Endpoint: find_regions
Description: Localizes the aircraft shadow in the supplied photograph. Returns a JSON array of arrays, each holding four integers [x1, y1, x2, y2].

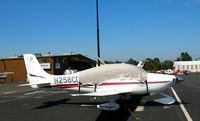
[[34, 98, 105, 109], [145, 100, 190, 107], [34, 98, 70, 109], [95, 95, 143, 121]]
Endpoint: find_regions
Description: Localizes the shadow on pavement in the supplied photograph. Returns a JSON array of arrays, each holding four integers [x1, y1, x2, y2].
[[34, 98, 70, 109], [145, 100, 190, 107], [95, 95, 143, 121]]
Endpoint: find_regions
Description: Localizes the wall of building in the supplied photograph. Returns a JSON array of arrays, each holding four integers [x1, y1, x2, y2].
[[0, 57, 54, 82], [0, 54, 96, 82], [0, 58, 25, 82], [173, 61, 200, 72]]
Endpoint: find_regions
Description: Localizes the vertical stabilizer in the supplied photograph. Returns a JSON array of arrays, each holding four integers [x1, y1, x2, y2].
[[23, 54, 51, 85], [137, 61, 145, 69]]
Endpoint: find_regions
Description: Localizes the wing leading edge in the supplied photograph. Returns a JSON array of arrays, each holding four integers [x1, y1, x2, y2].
[[71, 90, 130, 97]]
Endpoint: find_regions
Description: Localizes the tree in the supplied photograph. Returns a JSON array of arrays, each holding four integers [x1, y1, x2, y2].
[[153, 58, 161, 70], [115, 60, 122, 63], [104, 60, 115, 64], [126, 58, 138, 65], [145, 58, 156, 71], [144, 58, 162, 71], [175, 57, 181, 61], [34, 53, 42, 57], [161, 60, 174, 70], [181, 52, 192, 61], [176, 52, 192, 61], [18, 55, 23, 57]]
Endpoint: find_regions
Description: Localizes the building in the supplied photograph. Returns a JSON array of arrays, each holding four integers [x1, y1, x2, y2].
[[173, 61, 200, 72], [0, 54, 96, 82]]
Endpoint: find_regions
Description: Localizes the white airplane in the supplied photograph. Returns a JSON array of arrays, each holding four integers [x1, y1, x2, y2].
[[21, 54, 184, 111], [0, 72, 14, 80], [137, 60, 145, 69]]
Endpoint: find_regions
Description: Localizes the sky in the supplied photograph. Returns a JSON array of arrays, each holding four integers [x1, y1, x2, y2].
[[0, 0, 200, 62]]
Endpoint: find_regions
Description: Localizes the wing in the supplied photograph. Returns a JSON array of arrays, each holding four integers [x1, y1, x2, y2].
[[153, 93, 175, 105], [71, 90, 130, 97], [72, 78, 145, 97]]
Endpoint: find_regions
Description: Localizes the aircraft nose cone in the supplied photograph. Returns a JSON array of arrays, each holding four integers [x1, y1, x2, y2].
[[176, 76, 184, 83]]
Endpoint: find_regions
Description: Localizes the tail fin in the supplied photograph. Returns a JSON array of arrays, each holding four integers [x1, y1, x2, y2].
[[23, 54, 51, 88], [137, 61, 145, 69]]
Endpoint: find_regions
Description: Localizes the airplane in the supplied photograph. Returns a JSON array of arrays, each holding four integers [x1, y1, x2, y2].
[[0, 72, 14, 80], [137, 60, 145, 69], [20, 54, 184, 111], [157, 69, 189, 75]]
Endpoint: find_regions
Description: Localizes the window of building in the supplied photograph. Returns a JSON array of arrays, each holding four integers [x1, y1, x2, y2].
[[183, 65, 185, 70], [187, 65, 189, 69], [195, 65, 198, 69], [42, 58, 47, 63], [191, 65, 193, 70], [55, 58, 59, 63], [63, 58, 68, 64]]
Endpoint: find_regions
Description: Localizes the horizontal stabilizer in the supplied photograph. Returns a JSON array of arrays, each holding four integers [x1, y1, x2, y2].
[[19, 83, 51, 88], [0, 72, 14, 75], [18, 84, 32, 86], [153, 93, 175, 105]]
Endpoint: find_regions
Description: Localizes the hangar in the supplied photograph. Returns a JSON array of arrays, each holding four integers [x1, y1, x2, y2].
[[173, 61, 200, 72], [0, 54, 96, 82]]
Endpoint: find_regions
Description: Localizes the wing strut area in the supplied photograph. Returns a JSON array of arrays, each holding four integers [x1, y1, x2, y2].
[[78, 82, 82, 93], [94, 84, 97, 92], [145, 80, 149, 95]]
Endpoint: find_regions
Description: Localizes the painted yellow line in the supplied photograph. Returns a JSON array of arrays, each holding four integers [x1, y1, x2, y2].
[[171, 87, 193, 121]]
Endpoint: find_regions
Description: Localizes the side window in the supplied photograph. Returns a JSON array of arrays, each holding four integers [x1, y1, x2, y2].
[[55, 58, 59, 63], [42, 58, 47, 63]]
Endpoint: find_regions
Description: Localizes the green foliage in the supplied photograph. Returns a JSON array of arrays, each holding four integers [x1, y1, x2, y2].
[[18, 55, 23, 57], [104, 60, 122, 64], [176, 57, 181, 61], [145, 58, 160, 71], [144, 58, 173, 71], [102, 51, 192, 72], [161, 60, 174, 70], [115, 60, 122, 63], [104, 60, 115, 64], [176, 52, 192, 61], [34, 53, 42, 57], [126, 58, 138, 65]]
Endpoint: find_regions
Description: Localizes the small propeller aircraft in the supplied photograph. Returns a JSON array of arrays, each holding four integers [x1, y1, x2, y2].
[[0, 72, 14, 80], [137, 60, 145, 69], [21, 54, 184, 111]]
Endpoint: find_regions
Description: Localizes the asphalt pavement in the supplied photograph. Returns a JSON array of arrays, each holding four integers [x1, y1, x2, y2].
[[0, 73, 199, 121]]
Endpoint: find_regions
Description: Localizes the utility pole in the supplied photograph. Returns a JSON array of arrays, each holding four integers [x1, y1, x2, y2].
[[96, 0, 100, 66]]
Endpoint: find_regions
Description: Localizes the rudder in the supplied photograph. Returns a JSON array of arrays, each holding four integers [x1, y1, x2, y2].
[[23, 54, 51, 86]]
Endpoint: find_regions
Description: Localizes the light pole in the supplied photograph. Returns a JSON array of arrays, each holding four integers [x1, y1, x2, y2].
[[96, 0, 100, 66]]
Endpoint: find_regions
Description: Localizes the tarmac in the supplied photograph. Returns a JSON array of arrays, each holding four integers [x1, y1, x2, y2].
[[0, 73, 199, 121]]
